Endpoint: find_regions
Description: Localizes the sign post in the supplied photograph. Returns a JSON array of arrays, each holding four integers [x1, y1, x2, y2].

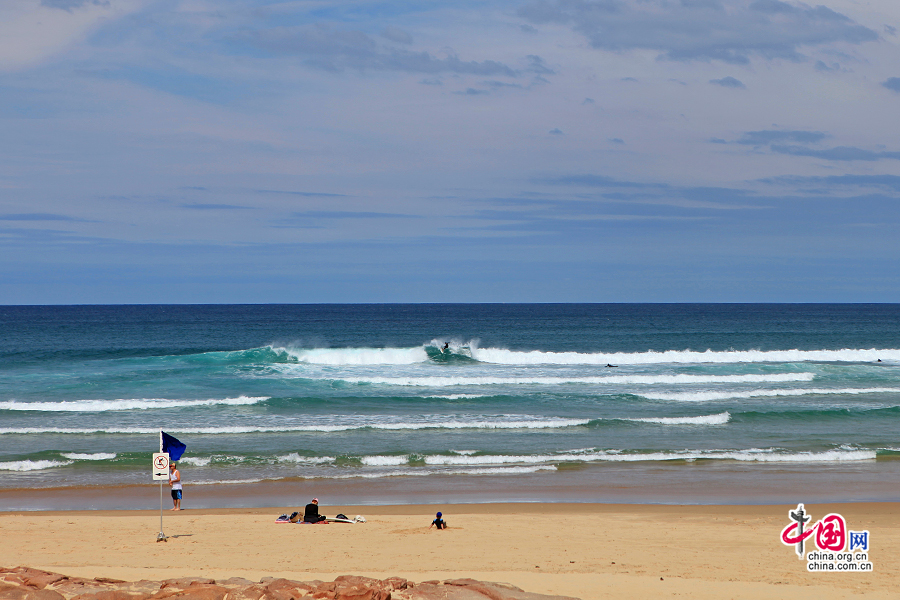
[[153, 452, 170, 542]]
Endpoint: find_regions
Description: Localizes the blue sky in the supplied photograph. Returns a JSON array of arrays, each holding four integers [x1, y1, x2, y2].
[[1, 0, 899, 303]]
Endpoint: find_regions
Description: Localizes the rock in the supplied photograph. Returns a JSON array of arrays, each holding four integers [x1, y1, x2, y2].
[[330, 577, 391, 600], [0, 568, 67, 590], [0, 585, 28, 600], [380, 580, 407, 592], [149, 585, 230, 600], [216, 580, 255, 589], [2, 590, 67, 600], [0, 569, 578, 600], [159, 580, 216, 591], [261, 578, 316, 600], [70, 591, 151, 600], [221, 585, 268, 600]]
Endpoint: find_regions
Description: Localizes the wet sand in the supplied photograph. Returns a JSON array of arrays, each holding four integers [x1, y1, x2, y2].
[[1, 502, 897, 600]]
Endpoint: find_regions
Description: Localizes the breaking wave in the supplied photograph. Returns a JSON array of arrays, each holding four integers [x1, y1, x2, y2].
[[641, 387, 900, 402], [268, 344, 898, 367], [328, 373, 815, 386], [0, 396, 268, 412], [0, 460, 73, 471]]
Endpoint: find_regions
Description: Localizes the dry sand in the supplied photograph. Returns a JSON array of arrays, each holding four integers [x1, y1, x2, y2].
[[1, 503, 897, 600]]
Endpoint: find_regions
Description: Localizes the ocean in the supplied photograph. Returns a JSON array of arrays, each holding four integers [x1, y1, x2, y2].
[[1, 304, 899, 510]]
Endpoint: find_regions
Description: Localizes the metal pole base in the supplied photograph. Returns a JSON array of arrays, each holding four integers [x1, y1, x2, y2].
[[157, 532, 168, 542]]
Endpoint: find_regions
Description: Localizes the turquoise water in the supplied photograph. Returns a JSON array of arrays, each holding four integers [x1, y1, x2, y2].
[[1, 304, 899, 508]]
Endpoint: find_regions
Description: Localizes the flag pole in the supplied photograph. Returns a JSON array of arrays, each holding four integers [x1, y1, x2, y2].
[[157, 429, 167, 542]]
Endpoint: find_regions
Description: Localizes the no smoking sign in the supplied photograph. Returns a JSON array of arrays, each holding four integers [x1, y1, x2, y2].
[[152, 453, 170, 480]]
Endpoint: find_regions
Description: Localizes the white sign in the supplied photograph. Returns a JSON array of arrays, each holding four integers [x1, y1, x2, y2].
[[152, 453, 170, 480]]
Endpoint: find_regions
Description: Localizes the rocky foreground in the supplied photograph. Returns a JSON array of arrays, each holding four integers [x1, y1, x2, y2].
[[0, 568, 580, 600]]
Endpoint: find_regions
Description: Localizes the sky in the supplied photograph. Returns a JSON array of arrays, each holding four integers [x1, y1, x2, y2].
[[1, 0, 899, 304]]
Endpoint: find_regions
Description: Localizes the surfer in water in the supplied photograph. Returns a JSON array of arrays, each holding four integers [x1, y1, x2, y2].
[[606, 364, 617, 368], [442, 342, 449, 353]]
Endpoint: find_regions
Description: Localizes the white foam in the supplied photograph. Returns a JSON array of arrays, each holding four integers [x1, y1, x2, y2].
[[327, 465, 557, 479], [0, 460, 73, 471], [276, 453, 336, 464], [414, 446, 876, 465], [334, 373, 815, 386], [60, 452, 116, 460], [472, 347, 900, 365], [0, 396, 268, 412], [361, 455, 410, 466], [179, 457, 212, 467], [643, 387, 900, 402], [0, 417, 590, 435], [623, 412, 731, 425], [368, 418, 591, 430], [425, 454, 549, 466], [280, 346, 428, 365]]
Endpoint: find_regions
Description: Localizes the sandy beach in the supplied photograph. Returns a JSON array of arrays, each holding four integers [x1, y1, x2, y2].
[[1, 502, 897, 600]]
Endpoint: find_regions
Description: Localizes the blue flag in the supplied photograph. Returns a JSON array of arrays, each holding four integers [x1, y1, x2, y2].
[[161, 431, 186, 461]]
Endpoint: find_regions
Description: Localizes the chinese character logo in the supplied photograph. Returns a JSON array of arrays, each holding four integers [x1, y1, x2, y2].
[[780, 504, 847, 558], [849, 531, 869, 551]]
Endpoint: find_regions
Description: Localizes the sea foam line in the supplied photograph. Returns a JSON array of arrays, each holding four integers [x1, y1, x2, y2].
[[642, 387, 900, 402], [619, 412, 731, 425], [0, 419, 588, 435], [0, 460, 74, 471], [0, 396, 268, 412], [60, 452, 117, 460], [327, 465, 558, 479], [331, 373, 815, 386], [471, 347, 900, 365], [0, 412, 735, 435], [270, 344, 899, 366], [364, 447, 875, 466], [181, 466, 559, 484]]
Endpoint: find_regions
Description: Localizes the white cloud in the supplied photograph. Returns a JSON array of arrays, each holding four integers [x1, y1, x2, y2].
[[0, 0, 142, 72]]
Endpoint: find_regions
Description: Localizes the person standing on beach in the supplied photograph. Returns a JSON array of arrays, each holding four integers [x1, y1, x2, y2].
[[168, 462, 182, 510]]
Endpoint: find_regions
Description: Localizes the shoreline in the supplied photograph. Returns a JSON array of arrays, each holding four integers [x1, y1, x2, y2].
[[3, 461, 900, 511], [2, 502, 896, 599]]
